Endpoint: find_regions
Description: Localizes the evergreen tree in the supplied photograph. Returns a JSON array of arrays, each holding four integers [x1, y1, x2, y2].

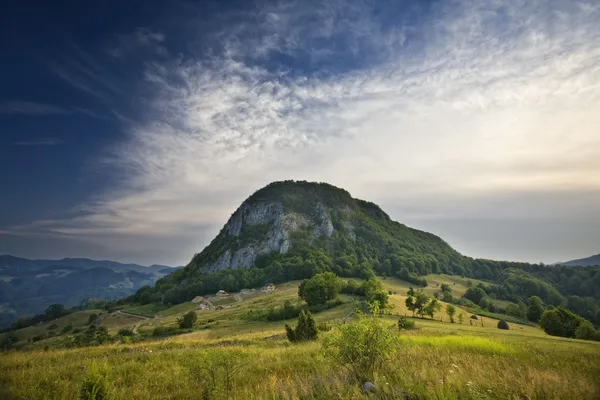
[[285, 310, 318, 342]]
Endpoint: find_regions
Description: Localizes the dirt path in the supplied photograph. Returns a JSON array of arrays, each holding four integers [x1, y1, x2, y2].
[[116, 310, 151, 320]]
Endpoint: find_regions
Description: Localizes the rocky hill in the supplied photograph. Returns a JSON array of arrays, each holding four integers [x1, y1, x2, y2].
[[182, 180, 464, 277]]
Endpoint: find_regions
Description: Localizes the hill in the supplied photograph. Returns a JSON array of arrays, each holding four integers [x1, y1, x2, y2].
[[133, 180, 600, 326], [0, 256, 179, 328], [562, 253, 600, 267]]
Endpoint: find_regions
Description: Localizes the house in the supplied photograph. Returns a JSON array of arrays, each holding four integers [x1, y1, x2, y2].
[[191, 296, 204, 304], [196, 303, 210, 310], [216, 290, 230, 297], [262, 283, 276, 292]]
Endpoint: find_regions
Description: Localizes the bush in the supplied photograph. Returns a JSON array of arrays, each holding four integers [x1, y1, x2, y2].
[[178, 311, 197, 329], [317, 322, 332, 332], [284, 310, 318, 342], [61, 323, 74, 334], [152, 326, 182, 337], [497, 320, 510, 330], [397, 317, 416, 330], [88, 314, 99, 325], [117, 328, 134, 337], [323, 304, 397, 382], [80, 371, 110, 400]]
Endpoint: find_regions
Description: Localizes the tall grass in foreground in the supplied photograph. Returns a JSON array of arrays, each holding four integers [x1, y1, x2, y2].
[[1, 331, 599, 399]]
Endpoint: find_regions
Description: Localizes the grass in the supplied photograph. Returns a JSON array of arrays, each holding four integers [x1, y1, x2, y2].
[[2, 277, 600, 399], [1, 323, 599, 399]]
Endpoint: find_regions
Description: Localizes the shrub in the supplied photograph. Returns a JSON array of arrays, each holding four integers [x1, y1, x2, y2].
[[47, 323, 59, 330], [497, 320, 510, 330], [117, 328, 134, 337], [80, 371, 110, 400], [284, 310, 318, 342], [88, 314, 99, 325], [61, 323, 74, 333], [446, 304, 456, 323], [178, 311, 197, 329], [152, 326, 181, 337], [317, 322, 332, 332], [397, 317, 416, 330], [323, 304, 397, 382]]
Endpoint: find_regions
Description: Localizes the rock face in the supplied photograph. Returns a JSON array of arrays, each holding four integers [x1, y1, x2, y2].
[[201, 199, 338, 273], [186, 180, 461, 277]]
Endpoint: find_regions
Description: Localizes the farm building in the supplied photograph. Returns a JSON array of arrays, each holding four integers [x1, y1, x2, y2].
[[262, 283, 276, 292], [196, 303, 210, 310], [216, 290, 230, 297]]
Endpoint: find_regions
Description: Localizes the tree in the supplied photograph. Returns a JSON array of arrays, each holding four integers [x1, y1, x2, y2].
[[575, 322, 600, 341], [414, 290, 430, 318], [178, 311, 197, 329], [405, 296, 416, 316], [446, 304, 456, 323], [285, 310, 318, 342], [44, 304, 67, 320], [527, 296, 544, 323], [464, 287, 486, 304], [298, 272, 343, 306], [458, 313, 464, 324], [424, 298, 441, 319], [440, 283, 452, 293], [539, 308, 584, 338], [88, 313, 99, 325]]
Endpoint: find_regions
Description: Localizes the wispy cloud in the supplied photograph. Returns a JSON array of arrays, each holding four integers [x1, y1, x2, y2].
[[14, 138, 63, 146], [0, 100, 71, 115], [11, 0, 600, 264]]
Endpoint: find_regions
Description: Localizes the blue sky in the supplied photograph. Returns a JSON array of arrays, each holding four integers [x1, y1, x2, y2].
[[1, 0, 599, 266]]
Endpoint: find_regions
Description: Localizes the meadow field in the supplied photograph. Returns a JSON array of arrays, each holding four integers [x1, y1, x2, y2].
[[1, 277, 599, 399]]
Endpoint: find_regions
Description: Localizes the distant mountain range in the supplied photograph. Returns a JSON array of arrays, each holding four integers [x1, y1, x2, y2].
[[561, 254, 600, 267], [0, 255, 182, 328]]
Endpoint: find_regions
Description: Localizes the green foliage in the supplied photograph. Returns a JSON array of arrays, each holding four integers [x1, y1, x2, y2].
[[397, 317, 416, 330], [464, 287, 486, 304], [323, 303, 397, 382], [539, 307, 585, 338], [88, 313, 99, 325], [298, 272, 342, 306], [0, 333, 18, 351], [80, 370, 110, 400], [446, 304, 456, 323], [152, 326, 184, 337], [575, 322, 600, 341], [497, 320, 510, 330], [179, 311, 197, 329], [117, 328, 134, 337], [284, 310, 318, 342], [527, 296, 544, 322]]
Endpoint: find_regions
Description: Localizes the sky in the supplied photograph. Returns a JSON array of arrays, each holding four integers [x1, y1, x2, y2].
[[1, 0, 599, 266]]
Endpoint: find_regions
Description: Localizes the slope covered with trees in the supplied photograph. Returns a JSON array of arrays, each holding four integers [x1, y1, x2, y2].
[[125, 180, 600, 326]]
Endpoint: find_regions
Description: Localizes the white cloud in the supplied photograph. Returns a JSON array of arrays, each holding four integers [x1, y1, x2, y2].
[[9, 0, 600, 264]]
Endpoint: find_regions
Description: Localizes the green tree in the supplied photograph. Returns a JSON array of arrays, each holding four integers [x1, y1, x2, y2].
[[539, 307, 584, 338], [424, 298, 441, 319], [414, 290, 430, 318], [527, 296, 544, 322], [285, 310, 318, 342], [298, 272, 343, 306], [440, 283, 452, 293], [44, 304, 67, 320], [464, 287, 486, 304], [458, 313, 464, 324], [446, 304, 456, 323], [178, 311, 197, 329], [88, 313, 99, 325], [575, 322, 600, 341], [405, 295, 416, 316]]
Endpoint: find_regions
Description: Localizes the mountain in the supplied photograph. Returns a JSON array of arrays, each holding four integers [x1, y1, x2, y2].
[[186, 180, 463, 275], [561, 254, 600, 267], [0, 256, 179, 328]]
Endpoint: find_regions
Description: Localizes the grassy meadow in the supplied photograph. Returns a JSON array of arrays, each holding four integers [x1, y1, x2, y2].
[[1, 277, 599, 399]]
